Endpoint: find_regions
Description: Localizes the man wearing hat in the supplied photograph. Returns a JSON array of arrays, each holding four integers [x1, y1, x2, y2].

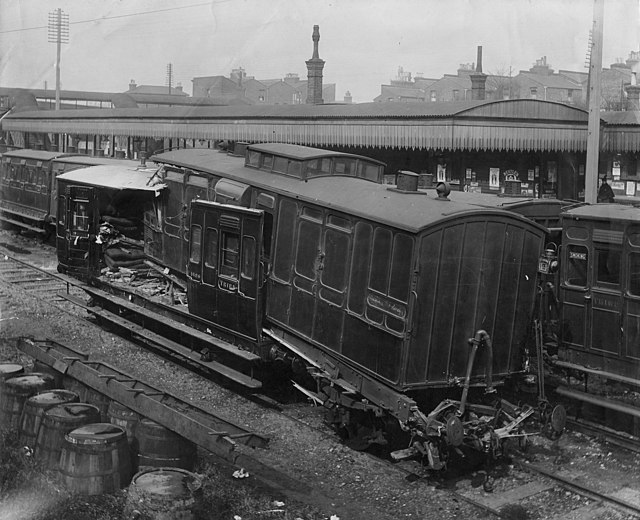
[[597, 175, 615, 203]]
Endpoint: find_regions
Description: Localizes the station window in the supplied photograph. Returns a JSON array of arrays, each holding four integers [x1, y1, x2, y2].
[[565, 245, 588, 287], [204, 227, 218, 269], [595, 245, 621, 286], [220, 231, 240, 279], [189, 225, 202, 264]]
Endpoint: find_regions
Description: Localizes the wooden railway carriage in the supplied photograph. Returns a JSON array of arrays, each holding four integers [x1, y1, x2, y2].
[[0, 149, 73, 233], [55, 143, 558, 467], [558, 204, 640, 382], [0, 149, 135, 234], [165, 145, 547, 392]]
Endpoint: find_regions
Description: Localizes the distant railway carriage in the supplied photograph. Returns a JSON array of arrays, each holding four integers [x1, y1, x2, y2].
[[558, 204, 640, 381], [0, 149, 135, 235]]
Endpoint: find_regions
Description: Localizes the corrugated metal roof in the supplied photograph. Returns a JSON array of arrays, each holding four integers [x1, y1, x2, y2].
[[56, 165, 166, 193]]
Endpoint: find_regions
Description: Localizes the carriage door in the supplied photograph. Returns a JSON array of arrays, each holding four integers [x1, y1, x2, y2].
[[56, 184, 99, 279], [187, 201, 264, 341], [624, 231, 640, 363], [589, 232, 623, 356]]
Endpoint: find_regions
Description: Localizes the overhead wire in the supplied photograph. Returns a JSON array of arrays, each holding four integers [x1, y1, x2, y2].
[[0, 1, 227, 34]]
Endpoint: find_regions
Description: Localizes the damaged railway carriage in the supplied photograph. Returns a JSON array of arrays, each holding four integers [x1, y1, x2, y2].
[[55, 143, 562, 469]]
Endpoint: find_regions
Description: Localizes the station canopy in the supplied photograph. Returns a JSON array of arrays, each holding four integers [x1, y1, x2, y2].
[[2, 99, 602, 153]]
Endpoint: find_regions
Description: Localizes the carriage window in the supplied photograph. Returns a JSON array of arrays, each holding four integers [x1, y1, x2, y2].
[[262, 154, 273, 170], [306, 158, 332, 177], [72, 202, 89, 232], [565, 245, 588, 287], [630, 253, 640, 297], [204, 227, 218, 268], [370, 228, 392, 293], [348, 222, 372, 315], [247, 150, 260, 168], [595, 245, 621, 286], [288, 161, 302, 177], [273, 199, 297, 282], [389, 234, 413, 302], [295, 219, 321, 280], [220, 231, 240, 279], [301, 206, 323, 222], [273, 157, 289, 175], [189, 225, 202, 263], [333, 158, 356, 176], [357, 162, 382, 182], [241, 236, 256, 280], [321, 228, 350, 291]]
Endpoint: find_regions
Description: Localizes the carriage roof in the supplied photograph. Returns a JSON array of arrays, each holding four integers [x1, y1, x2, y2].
[[153, 148, 545, 234], [563, 203, 640, 224], [1, 149, 73, 161]]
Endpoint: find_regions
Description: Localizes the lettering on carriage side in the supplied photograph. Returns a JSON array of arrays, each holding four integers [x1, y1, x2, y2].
[[593, 296, 620, 310], [366, 293, 407, 319], [218, 277, 238, 292], [569, 251, 587, 261]]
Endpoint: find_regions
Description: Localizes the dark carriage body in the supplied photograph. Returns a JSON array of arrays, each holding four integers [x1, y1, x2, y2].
[[155, 144, 547, 393], [559, 204, 640, 381], [0, 149, 74, 232], [0, 149, 134, 234]]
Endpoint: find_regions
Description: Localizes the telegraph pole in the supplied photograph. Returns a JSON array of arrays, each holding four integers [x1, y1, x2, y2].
[[166, 63, 173, 94], [585, 0, 604, 204], [48, 8, 69, 111]]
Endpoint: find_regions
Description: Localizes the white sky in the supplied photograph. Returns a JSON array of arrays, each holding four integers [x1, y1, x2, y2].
[[1, 0, 639, 103]]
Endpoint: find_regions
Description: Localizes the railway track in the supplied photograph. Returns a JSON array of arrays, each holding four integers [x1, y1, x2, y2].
[[0, 248, 86, 305], [4, 241, 640, 519]]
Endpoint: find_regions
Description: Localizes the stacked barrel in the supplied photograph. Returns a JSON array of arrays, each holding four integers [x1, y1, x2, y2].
[[0, 361, 202, 517]]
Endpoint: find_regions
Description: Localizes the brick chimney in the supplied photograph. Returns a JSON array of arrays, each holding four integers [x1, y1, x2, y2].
[[306, 25, 325, 104], [626, 73, 640, 110], [469, 46, 487, 100], [128, 79, 137, 91]]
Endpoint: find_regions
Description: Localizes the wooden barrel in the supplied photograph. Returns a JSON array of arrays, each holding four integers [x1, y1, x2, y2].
[[34, 403, 101, 469], [33, 361, 64, 387], [62, 376, 89, 401], [136, 419, 197, 471], [59, 423, 132, 495], [125, 468, 202, 520], [0, 363, 24, 382], [85, 388, 111, 421], [62, 379, 109, 420], [19, 390, 79, 449], [108, 400, 141, 472], [0, 373, 56, 431], [107, 400, 140, 443], [0, 364, 24, 414]]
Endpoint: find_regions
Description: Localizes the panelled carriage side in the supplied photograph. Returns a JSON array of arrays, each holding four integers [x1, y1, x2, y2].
[[150, 144, 553, 465]]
